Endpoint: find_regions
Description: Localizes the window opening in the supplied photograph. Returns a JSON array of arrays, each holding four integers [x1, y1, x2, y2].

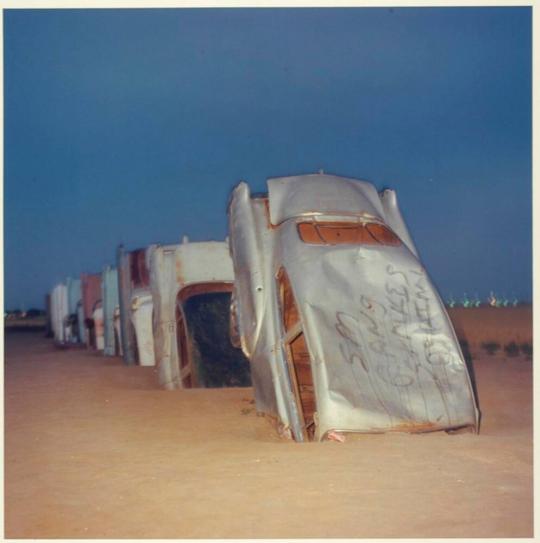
[[297, 221, 401, 246], [175, 284, 251, 388]]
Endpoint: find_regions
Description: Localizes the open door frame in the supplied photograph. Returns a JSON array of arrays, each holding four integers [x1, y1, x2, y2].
[[277, 268, 316, 441], [175, 282, 234, 389]]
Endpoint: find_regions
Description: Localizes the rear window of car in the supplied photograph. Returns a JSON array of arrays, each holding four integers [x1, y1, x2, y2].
[[297, 221, 401, 246]]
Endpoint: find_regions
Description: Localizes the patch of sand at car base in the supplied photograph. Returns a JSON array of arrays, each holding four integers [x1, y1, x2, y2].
[[447, 305, 532, 355], [4, 321, 532, 539]]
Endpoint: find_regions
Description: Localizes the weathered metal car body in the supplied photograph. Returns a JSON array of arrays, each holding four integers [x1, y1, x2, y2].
[[77, 300, 86, 344], [117, 246, 155, 366], [81, 273, 104, 350], [93, 304, 105, 350], [66, 277, 82, 343], [50, 279, 83, 345], [148, 239, 251, 390], [228, 173, 479, 442], [102, 266, 120, 356], [113, 306, 123, 356], [50, 283, 69, 344]]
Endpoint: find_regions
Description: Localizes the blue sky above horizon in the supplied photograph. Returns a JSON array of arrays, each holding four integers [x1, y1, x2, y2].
[[4, 7, 532, 309]]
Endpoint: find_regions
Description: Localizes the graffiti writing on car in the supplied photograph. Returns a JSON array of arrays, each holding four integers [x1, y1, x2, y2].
[[335, 265, 460, 423]]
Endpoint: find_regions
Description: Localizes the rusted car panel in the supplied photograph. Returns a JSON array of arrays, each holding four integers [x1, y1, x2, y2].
[[149, 239, 250, 390], [81, 273, 104, 350], [102, 266, 120, 356], [228, 173, 479, 442], [117, 246, 155, 366]]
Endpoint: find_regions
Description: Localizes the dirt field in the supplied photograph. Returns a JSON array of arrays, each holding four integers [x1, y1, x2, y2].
[[4, 307, 533, 538], [448, 305, 532, 355]]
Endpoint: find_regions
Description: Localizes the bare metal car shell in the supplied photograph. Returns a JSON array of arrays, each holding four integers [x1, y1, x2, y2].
[[81, 272, 104, 350], [50, 283, 69, 344], [117, 246, 155, 366], [228, 173, 479, 442], [102, 266, 120, 356], [148, 239, 236, 390], [50, 278, 82, 345]]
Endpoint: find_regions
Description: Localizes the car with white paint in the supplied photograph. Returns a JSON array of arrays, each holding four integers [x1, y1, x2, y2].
[[228, 172, 479, 442]]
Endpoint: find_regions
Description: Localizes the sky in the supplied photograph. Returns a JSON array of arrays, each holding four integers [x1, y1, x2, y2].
[[4, 7, 532, 310]]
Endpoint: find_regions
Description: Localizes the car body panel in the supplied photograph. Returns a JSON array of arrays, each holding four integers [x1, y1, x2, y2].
[[102, 266, 120, 356], [50, 284, 69, 344], [131, 287, 155, 366], [81, 273, 103, 350], [66, 277, 82, 319], [228, 173, 479, 441], [65, 277, 82, 343], [117, 246, 155, 366], [148, 240, 240, 389]]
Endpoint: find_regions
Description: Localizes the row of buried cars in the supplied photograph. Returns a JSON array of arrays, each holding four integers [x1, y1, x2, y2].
[[47, 173, 480, 442]]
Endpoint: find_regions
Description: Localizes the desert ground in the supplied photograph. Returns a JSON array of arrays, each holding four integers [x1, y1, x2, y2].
[[4, 306, 533, 538]]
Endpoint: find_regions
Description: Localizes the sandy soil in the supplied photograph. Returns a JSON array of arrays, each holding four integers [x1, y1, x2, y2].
[[448, 305, 532, 355], [4, 308, 533, 538]]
